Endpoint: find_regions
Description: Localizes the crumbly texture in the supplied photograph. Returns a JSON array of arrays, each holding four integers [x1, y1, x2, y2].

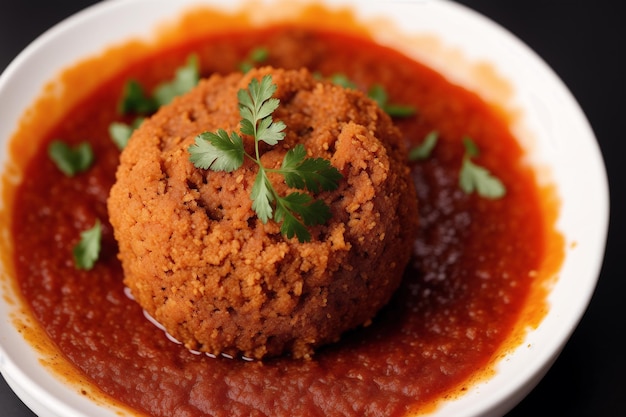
[[107, 67, 418, 359]]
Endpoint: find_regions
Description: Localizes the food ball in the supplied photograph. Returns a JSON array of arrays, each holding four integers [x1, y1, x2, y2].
[[107, 67, 418, 359]]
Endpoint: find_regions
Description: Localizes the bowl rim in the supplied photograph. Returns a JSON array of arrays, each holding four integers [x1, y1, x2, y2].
[[0, 1, 609, 416]]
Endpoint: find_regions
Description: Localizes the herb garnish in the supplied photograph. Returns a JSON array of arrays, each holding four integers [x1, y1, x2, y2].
[[188, 75, 343, 242], [109, 118, 144, 150], [324, 73, 416, 118], [73, 219, 102, 270], [459, 137, 506, 199], [118, 80, 157, 115], [329, 73, 357, 90], [239, 47, 269, 73], [409, 130, 439, 161], [367, 84, 417, 118], [153, 55, 200, 106], [48, 140, 94, 176], [111, 55, 200, 149]]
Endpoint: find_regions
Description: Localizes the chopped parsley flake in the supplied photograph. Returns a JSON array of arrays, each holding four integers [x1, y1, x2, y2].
[[459, 137, 506, 199], [73, 219, 102, 270], [409, 130, 439, 161], [48, 140, 94, 177], [367, 84, 416, 117], [109, 118, 144, 150], [112, 54, 200, 148], [239, 47, 269, 73]]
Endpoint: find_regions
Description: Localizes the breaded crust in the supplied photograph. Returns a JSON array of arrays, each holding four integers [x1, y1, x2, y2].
[[107, 67, 418, 359]]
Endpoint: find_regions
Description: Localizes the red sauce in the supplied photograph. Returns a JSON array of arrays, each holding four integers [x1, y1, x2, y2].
[[4, 8, 561, 417]]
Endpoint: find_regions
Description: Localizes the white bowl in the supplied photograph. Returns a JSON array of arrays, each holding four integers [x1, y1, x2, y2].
[[0, 0, 609, 416]]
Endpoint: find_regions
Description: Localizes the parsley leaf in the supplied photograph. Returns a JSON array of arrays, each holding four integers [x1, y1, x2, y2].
[[73, 219, 102, 270], [280, 144, 344, 193], [329, 73, 357, 89], [239, 47, 269, 73], [276, 204, 311, 242], [48, 140, 94, 176], [118, 80, 157, 115], [409, 130, 439, 161], [189, 130, 245, 172], [326, 74, 416, 117], [367, 84, 416, 117], [117, 54, 200, 116], [237, 78, 286, 146], [189, 74, 342, 242], [250, 170, 275, 224], [153, 54, 200, 106], [109, 118, 144, 150], [459, 137, 506, 199], [275, 192, 332, 242], [112, 55, 200, 151]]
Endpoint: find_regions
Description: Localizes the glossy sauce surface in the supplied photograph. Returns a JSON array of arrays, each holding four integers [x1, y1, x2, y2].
[[10, 25, 551, 417]]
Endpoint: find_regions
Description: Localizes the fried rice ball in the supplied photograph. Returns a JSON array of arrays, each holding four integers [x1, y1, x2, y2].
[[107, 67, 418, 359]]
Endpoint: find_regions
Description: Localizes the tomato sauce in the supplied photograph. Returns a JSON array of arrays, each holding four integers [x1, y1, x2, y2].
[[6, 19, 557, 417]]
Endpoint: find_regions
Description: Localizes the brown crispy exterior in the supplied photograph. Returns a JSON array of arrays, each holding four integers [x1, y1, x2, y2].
[[107, 67, 418, 359]]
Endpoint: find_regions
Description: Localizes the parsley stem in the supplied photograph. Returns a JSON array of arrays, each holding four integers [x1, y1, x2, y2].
[[254, 131, 262, 162]]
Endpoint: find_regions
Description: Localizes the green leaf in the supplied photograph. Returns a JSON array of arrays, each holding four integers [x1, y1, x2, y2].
[[462, 136, 480, 158], [280, 193, 332, 226], [256, 116, 286, 146], [239, 118, 255, 137], [249, 47, 269, 63], [250, 170, 274, 223], [329, 73, 357, 89], [73, 219, 102, 270], [382, 103, 417, 118], [257, 97, 280, 120], [276, 207, 310, 243], [331, 78, 416, 117], [109, 118, 144, 150], [275, 193, 333, 242], [236, 76, 276, 123], [367, 83, 416, 118], [280, 144, 342, 193], [238, 47, 269, 73], [237, 89, 255, 122], [109, 123, 133, 150], [409, 130, 439, 161], [118, 80, 157, 115], [48, 140, 94, 176], [459, 137, 506, 199], [277, 212, 310, 242], [239, 62, 254, 74], [117, 54, 199, 116], [367, 84, 387, 107], [153, 54, 200, 106], [274, 194, 312, 242], [236, 75, 285, 145], [188, 130, 245, 172]]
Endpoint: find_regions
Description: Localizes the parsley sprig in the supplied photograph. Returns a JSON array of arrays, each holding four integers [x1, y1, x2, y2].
[[459, 137, 506, 199], [188, 75, 343, 242]]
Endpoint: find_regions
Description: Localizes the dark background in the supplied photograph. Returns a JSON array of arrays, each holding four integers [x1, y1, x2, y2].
[[0, 1, 622, 416]]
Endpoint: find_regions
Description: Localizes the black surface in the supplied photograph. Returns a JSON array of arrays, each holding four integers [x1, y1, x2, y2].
[[0, 1, 622, 416]]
